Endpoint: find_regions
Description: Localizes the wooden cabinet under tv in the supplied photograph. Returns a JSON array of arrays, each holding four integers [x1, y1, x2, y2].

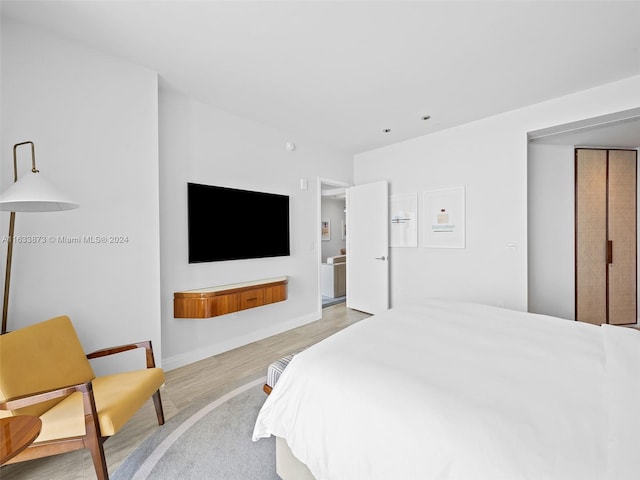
[[173, 276, 288, 318]]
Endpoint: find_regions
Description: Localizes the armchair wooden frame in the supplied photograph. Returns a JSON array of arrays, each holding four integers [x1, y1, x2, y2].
[[0, 340, 165, 480]]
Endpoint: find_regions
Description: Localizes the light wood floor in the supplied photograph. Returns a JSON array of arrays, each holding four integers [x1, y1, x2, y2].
[[1, 303, 369, 480]]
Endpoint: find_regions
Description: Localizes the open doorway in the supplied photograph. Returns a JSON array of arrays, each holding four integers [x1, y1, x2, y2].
[[318, 178, 350, 308], [527, 108, 640, 323]]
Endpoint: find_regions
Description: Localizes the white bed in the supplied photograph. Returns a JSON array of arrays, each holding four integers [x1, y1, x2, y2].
[[252, 299, 640, 480]]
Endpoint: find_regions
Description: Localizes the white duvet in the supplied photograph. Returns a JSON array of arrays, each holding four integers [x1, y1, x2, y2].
[[252, 299, 640, 480]]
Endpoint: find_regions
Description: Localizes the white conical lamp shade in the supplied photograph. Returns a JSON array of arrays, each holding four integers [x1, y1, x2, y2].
[[0, 171, 79, 212]]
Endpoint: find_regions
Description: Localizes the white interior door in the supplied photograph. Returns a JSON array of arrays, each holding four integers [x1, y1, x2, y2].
[[346, 180, 389, 314]]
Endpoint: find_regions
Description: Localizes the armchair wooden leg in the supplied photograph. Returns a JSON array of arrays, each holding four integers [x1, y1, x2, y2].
[[81, 386, 109, 480], [85, 435, 109, 480], [152, 389, 165, 425]]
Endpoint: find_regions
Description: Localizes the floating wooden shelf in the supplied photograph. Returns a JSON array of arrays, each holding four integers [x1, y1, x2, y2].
[[173, 276, 288, 318]]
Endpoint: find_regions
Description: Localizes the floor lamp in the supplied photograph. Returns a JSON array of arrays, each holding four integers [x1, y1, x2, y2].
[[0, 141, 79, 334]]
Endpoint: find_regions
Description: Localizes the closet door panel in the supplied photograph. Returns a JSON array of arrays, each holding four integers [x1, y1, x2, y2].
[[575, 149, 608, 324], [607, 150, 637, 325]]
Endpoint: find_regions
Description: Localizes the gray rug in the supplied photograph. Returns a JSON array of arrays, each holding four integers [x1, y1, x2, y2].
[[112, 378, 278, 480]]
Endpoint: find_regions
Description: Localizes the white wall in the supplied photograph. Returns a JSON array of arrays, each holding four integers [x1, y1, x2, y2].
[[0, 19, 162, 372], [354, 75, 640, 312], [527, 143, 575, 320], [0, 18, 353, 374], [5, 17, 639, 375], [321, 197, 346, 262], [159, 90, 352, 370], [355, 117, 528, 310]]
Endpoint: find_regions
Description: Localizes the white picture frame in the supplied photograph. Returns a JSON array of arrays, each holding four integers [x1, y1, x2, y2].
[[423, 186, 465, 248], [390, 193, 418, 247]]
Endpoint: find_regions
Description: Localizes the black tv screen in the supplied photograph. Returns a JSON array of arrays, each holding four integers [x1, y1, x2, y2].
[[187, 183, 290, 263]]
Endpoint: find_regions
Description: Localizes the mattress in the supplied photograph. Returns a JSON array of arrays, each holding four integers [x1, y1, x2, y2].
[[252, 299, 640, 480]]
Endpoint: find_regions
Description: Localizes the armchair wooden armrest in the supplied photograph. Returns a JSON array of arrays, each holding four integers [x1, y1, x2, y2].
[[0, 382, 92, 411], [87, 340, 158, 368]]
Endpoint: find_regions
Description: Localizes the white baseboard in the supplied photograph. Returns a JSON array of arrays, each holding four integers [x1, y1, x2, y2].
[[161, 310, 321, 371]]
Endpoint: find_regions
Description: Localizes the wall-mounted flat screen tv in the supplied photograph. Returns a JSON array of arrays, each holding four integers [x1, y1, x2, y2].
[[187, 182, 290, 263]]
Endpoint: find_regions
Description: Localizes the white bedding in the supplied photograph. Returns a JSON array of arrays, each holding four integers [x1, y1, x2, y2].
[[252, 299, 640, 480]]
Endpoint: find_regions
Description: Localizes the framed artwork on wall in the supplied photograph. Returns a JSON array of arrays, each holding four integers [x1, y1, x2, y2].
[[423, 186, 465, 248], [321, 219, 331, 241], [390, 193, 418, 247]]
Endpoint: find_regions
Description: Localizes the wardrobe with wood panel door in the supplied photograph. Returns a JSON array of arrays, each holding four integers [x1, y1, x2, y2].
[[575, 148, 638, 325]]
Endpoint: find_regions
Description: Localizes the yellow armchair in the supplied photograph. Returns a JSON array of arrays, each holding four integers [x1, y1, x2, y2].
[[0, 315, 165, 480]]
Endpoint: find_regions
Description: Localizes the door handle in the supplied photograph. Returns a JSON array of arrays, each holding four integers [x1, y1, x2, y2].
[[607, 240, 613, 265], [375, 256, 387, 261]]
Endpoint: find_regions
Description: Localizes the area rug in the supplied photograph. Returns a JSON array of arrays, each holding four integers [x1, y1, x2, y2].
[[112, 378, 279, 480]]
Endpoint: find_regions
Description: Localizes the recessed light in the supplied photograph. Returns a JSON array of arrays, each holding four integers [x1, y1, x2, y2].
[[383, 128, 391, 133], [421, 115, 431, 121]]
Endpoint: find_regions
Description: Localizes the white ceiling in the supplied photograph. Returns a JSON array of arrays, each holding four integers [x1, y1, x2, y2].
[[2, 1, 639, 154]]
